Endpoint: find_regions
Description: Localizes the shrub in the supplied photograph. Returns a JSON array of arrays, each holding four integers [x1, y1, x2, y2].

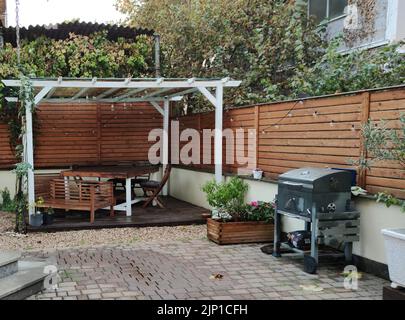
[[202, 176, 249, 221], [0, 188, 16, 213]]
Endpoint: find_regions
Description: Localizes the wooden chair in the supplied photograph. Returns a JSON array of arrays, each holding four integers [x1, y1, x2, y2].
[[37, 179, 115, 223], [139, 165, 172, 208]]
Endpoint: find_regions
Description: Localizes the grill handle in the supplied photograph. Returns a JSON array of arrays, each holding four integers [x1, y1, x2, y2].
[[282, 181, 303, 191]]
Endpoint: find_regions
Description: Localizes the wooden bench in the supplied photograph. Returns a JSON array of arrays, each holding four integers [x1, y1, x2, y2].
[[37, 179, 115, 223]]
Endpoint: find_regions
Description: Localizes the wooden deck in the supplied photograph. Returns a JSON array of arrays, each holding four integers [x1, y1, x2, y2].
[[28, 197, 208, 232]]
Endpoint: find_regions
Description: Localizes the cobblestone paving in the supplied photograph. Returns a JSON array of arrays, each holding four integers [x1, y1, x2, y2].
[[28, 239, 387, 300]]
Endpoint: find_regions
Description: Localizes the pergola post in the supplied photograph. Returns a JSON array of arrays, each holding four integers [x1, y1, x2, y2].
[[214, 84, 223, 183], [162, 98, 170, 196], [25, 98, 35, 224]]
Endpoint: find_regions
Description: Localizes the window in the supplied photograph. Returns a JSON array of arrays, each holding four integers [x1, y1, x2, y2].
[[308, 0, 347, 24]]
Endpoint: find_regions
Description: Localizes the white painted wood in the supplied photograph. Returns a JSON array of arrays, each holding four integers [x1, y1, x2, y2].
[[71, 88, 90, 100], [96, 87, 121, 100], [198, 87, 217, 106], [2, 79, 242, 89], [34, 86, 52, 105], [143, 88, 173, 99], [162, 99, 170, 196], [109, 197, 145, 212], [150, 101, 164, 116], [126, 178, 132, 217], [214, 84, 223, 183], [113, 88, 146, 102], [25, 98, 35, 224], [166, 88, 199, 99]]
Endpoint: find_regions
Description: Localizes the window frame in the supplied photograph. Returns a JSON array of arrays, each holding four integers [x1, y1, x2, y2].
[[307, 0, 348, 25]]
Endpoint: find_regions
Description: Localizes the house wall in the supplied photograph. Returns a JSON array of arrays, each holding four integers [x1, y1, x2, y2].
[[168, 166, 405, 265], [320, 0, 405, 51]]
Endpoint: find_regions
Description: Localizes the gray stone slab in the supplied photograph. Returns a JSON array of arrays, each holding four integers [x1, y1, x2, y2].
[[0, 267, 47, 300], [0, 251, 21, 279]]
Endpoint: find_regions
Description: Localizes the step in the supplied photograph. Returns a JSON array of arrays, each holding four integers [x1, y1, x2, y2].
[[0, 257, 55, 300], [0, 267, 48, 300], [0, 251, 21, 279]]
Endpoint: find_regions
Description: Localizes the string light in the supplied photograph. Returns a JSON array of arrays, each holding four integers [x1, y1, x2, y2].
[[313, 111, 318, 117], [351, 124, 356, 131], [330, 120, 335, 127]]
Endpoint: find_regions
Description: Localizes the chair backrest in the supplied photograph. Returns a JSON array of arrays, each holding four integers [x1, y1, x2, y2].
[[49, 179, 113, 203], [150, 165, 172, 196]]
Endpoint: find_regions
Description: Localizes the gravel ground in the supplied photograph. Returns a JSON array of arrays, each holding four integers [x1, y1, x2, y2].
[[0, 211, 207, 251]]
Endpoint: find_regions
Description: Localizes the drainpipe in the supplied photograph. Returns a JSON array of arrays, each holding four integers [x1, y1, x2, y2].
[[154, 33, 161, 78]]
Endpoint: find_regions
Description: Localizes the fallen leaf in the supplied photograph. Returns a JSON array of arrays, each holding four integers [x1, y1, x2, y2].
[[210, 273, 224, 280]]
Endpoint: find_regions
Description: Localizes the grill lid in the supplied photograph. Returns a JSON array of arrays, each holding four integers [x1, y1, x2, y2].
[[278, 167, 352, 192]]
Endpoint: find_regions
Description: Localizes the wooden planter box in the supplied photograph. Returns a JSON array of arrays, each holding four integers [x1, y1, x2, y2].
[[207, 218, 274, 245]]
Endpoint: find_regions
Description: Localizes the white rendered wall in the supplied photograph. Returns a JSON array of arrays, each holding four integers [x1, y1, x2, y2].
[[168, 167, 405, 265]]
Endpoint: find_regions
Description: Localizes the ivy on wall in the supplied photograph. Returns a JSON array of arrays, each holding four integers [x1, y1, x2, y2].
[[344, 0, 377, 47], [0, 31, 153, 157]]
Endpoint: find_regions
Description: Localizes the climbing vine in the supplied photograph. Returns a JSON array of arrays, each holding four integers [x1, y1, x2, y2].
[[343, 0, 377, 47], [0, 31, 153, 155]]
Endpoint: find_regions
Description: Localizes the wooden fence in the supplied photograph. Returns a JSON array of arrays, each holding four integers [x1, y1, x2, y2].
[[0, 102, 162, 168], [0, 86, 403, 198], [175, 86, 405, 199]]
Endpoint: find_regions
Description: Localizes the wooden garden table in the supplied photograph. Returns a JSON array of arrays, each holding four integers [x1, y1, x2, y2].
[[61, 165, 160, 216]]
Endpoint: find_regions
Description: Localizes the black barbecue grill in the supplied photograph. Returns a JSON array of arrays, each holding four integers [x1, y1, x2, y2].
[[273, 167, 360, 274]]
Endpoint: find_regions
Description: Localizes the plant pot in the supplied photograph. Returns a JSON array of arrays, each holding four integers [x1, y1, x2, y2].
[[382, 228, 405, 288], [207, 218, 274, 245], [201, 212, 211, 220], [30, 213, 43, 227], [43, 213, 54, 225], [252, 170, 263, 180]]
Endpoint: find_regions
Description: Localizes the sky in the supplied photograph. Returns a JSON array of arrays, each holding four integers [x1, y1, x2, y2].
[[6, 0, 127, 27]]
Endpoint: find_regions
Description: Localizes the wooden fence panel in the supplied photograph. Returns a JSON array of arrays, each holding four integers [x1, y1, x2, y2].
[[0, 86, 403, 199], [0, 123, 15, 168], [0, 102, 163, 169], [366, 90, 405, 199], [174, 87, 405, 198]]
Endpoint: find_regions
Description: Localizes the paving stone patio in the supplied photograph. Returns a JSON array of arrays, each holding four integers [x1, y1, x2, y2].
[[27, 239, 387, 300]]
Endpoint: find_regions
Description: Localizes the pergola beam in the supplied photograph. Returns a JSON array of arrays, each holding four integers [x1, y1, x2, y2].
[[149, 101, 164, 115], [113, 88, 146, 102], [2, 79, 241, 89], [72, 87, 90, 100], [34, 86, 53, 105]]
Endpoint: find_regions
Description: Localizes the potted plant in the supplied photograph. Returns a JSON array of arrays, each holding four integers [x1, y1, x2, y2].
[[382, 229, 405, 289], [30, 197, 45, 227], [203, 177, 274, 245], [252, 168, 263, 180], [42, 207, 55, 225]]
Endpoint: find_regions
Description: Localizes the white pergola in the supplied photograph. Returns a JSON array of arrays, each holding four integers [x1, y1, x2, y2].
[[2, 77, 241, 223]]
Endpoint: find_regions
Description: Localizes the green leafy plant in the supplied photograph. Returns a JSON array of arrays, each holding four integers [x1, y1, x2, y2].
[[290, 38, 405, 98], [202, 176, 249, 221], [356, 114, 405, 212], [247, 201, 275, 223], [376, 192, 405, 213], [0, 188, 17, 212]]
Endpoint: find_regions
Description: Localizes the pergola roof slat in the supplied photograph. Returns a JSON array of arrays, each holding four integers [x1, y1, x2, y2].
[[2, 77, 241, 104]]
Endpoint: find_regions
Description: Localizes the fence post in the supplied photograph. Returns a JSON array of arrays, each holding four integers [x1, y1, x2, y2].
[[254, 105, 260, 171], [96, 104, 101, 164], [358, 92, 371, 188]]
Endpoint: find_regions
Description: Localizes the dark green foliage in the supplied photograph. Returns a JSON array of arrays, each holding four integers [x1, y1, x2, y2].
[[0, 188, 17, 212]]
